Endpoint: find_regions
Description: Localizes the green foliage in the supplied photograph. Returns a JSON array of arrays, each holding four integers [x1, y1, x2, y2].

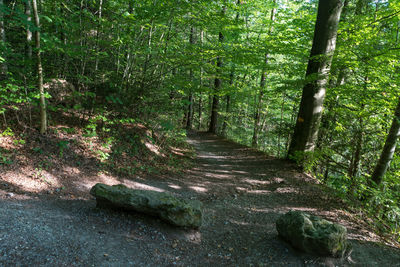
[[13, 139, 25, 145], [0, 127, 14, 137], [57, 140, 69, 158], [59, 127, 76, 134], [0, 148, 12, 165], [289, 149, 324, 173]]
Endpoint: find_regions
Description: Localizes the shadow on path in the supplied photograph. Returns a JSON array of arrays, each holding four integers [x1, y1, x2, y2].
[[0, 131, 400, 266]]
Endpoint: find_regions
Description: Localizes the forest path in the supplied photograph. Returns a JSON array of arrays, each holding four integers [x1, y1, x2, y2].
[[0, 132, 400, 266]]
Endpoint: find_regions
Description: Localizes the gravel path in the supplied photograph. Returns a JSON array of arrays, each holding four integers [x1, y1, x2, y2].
[[1, 132, 400, 266]]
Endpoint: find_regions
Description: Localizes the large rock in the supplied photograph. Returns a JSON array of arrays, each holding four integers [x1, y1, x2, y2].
[[276, 210, 348, 257], [90, 183, 202, 228]]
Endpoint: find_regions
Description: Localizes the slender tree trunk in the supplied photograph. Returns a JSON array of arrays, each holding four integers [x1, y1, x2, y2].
[[186, 27, 195, 129], [0, 0, 7, 76], [59, 3, 68, 76], [208, 7, 226, 134], [288, 0, 343, 163], [186, 94, 193, 129], [252, 54, 267, 147], [25, 0, 33, 59], [221, 66, 235, 136], [208, 86, 220, 134], [348, 116, 364, 178], [221, 0, 241, 136], [371, 97, 400, 185], [24, 0, 33, 126], [252, 3, 276, 147], [32, 0, 47, 134], [197, 30, 204, 130], [95, 0, 103, 72], [140, 23, 154, 97], [277, 94, 285, 157], [221, 95, 230, 136], [198, 93, 202, 130]]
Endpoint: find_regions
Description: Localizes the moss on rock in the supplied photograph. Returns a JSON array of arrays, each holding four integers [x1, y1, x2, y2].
[[276, 210, 349, 257], [90, 183, 202, 228]]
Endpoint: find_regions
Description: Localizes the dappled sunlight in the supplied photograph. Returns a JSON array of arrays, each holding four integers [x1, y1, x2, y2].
[[63, 166, 81, 175], [280, 207, 318, 213], [144, 141, 164, 157], [229, 219, 251, 226], [1, 168, 61, 193], [244, 178, 271, 185], [271, 177, 285, 183], [274, 187, 299, 194], [235, 186, 247, 192], [203, 172, 232, 179], [188, 186, 207, 193], [122, 180, 165, 192], [168, 184, 182, 190], [183, 230, 202, 244], [197, 154, 226, 160], [246, 189, 272, 194], [78, 173, 121, 189], [244, 207, 275, 214]]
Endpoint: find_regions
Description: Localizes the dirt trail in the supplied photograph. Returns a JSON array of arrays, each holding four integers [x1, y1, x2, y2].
[[1, 132, 400, 266]]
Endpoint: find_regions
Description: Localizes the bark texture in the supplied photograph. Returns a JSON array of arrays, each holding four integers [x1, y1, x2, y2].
[[0, 0, 7, 76], [288, 0, 343, 161], [186, 27, 195, 130], [208, 8, 225, 134], [32, 0, 47, 134], [208, 33, 224, 133], [371, 98, 400, 185]]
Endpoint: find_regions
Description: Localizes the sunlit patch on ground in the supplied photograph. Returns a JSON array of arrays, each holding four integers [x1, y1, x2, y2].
[[244, 178, 271, 185], [145, 141, 163, 156], [125, 180, 165, 192], [188, 186, 207, 193], [168, 184, 182, 190], [274, 187, 299, 194], [1, 168, 61, 193], [246, 189, 272, 194]]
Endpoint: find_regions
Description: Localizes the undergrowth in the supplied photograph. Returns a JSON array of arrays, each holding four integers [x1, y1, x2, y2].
[[316, 172, 400, 244]]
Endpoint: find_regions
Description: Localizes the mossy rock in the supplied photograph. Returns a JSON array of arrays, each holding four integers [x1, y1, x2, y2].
[[276, 210, 349, 257], [90, 183, 202, 228]]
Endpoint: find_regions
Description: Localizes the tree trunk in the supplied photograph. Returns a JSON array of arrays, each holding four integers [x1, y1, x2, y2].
[[252, 2, 276, 147], [95, 0, 103, 72], [277, 94, 285, 157], [348, 116, 364, 178], [208, 7, 226, 134], [198, 30, 204, 130], [222, 65, 235, 137], [32, 0, 47, 134], [25, 0, 33, 59], [186, 27, 195, 130], [288, 0, 343, 163], [371, 97, 400, 185], [186, 94, 193, 129], [252, 54, 267, 147], [221, 95, 230, 136], [221, 0, 241, 137], [198, 93, 202, 130], [0, 0, 7, 76]]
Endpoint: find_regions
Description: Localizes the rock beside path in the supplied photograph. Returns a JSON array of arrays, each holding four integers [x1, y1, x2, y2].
[[90, 183, 202, 228], [276, 210, 348, 257]]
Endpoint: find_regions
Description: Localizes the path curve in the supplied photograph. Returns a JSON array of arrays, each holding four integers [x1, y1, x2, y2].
[[0, 132, 399, 266]]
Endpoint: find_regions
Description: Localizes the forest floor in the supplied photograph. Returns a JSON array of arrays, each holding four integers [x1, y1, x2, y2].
[[1, 131, 400, 266]]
